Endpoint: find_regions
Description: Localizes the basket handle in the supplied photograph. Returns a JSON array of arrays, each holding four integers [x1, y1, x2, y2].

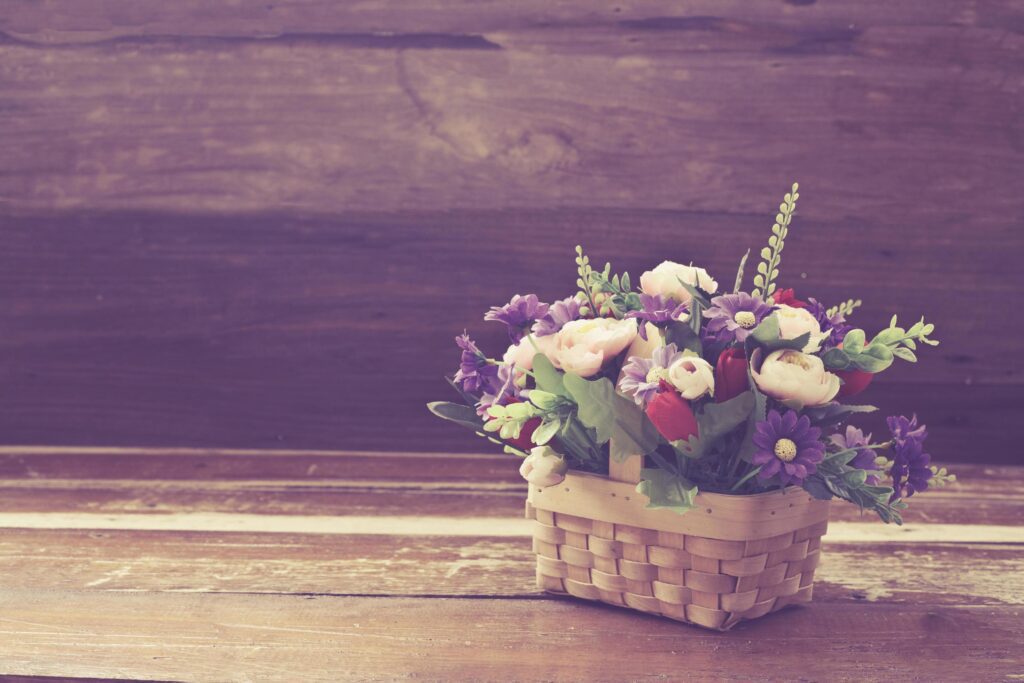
[[607, 443, 643, 484]]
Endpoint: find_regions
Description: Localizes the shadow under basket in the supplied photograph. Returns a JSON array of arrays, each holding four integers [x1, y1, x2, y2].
[[525, 453, 831, 631]]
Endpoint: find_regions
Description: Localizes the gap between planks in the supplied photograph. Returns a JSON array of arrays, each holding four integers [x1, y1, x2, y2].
[[0, 512, 1021, 543]]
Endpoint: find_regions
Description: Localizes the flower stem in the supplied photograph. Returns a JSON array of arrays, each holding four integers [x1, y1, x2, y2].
[[730, 466, 762, 491]]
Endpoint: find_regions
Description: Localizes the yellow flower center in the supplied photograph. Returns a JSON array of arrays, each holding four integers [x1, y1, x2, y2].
[[646, 367, 668, 384], [774, 438, 798, 462], [734, 311, 757, 329]]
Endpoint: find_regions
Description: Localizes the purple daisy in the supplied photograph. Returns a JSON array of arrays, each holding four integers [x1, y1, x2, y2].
[[752, 409, 825, 486], [702, 292, 774, 344], [475, 364, 521, 416], [829, 425, 882, 484], [452, 333, 500, 395], [618, 343, 686, 407], [626, 294, 690, 340], [532, 297, 582, 337], [805, 297, 851, 349], [485, 294, 549, 342], [887, 415, 932, 500]]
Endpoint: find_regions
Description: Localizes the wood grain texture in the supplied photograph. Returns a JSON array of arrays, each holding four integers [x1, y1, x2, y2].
[[1, 591, 1021, 682], [0, 452, 1021, 680], [1, 1, 1022, 460]]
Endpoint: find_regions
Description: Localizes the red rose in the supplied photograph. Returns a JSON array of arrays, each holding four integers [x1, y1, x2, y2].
[[835, 369, 873, 398], [504, 417, 541, 451], [645, 382, 699, 442], [773, 288, 807, 309], [715, 346, 749, 403]]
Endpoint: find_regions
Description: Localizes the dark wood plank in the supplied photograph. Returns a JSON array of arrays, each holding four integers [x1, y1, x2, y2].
[[1, 2, 1021, 460], [0, 590, 1020, 681]]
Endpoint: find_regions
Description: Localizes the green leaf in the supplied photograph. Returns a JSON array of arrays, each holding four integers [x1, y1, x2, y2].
[[665, 320, 702, 355], [675, 278, 710, 307], [733, 249, 750, 293], [636, 468, 698, 514], [673, 391, 755, 460], [891, 346, 917, 362], [747, 314, 810, 353], [532, 353, 572, 399], [427, 401, 485, 433], [821, 347, 852, 371], [842, 329, 866, 354], [737, 370, 768, 463], [562, 373, 661, 462], [804, 402, 878, 428], [532, 419, 561, 446], [849, 343, 894, 373]]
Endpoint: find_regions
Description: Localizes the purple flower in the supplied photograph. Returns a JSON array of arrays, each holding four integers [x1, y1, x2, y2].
[[752, 410, 825, 486], [702, 292, 774, 344], [805, 297, 851, 349], [626, 294, 689, 340], [452, 333, 500, 395], [887, 415, 932, 500], [485, 294, 549, 342], [533, 297, 581, 337], [618, 344, 686, 407], [829, 425, 881, 484], [476, 364, 521, 416]]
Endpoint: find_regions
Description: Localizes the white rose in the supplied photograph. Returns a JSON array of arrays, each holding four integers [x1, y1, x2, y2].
[[667, 355, 715, 400], [775, 305, 829, 353], [752, 348, 840, 407], [519, 445, 568, 488], [544, 318, 638, 378], [639, 261, 719, 305]]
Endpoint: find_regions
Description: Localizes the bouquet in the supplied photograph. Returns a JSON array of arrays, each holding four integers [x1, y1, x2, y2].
[[429, 184, 954, 524]]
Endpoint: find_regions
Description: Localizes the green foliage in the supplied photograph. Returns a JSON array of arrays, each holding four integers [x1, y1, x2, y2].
[[427, 401, 485, 432], [824, 317, 937, 373], [426, 401, 529, 457], [736, 367, 768, 464], [574, 246, 598, 317], [589, 262, 644, 319], [672, 391, 755, 460], [746, 313, 810, 353], [804, 402, 878, 428], [532, 354, 573, 399], [733, 248, 751, 293], [636, 468, 698, 514], [483, 401, 539, 440], [826, 298, 862, 319], [562, 373, 661, 463], [929, 465, 957, 488], [751, 182, 799, 302], [664, 320, 702, 355], [804, 452, 907, 524]]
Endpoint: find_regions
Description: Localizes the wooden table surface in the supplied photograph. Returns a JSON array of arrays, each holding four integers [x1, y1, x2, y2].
[[0, 447, 1021, 682]]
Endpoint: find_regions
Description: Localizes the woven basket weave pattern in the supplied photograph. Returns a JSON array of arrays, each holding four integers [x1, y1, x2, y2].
[[525, 500, 828, 630]]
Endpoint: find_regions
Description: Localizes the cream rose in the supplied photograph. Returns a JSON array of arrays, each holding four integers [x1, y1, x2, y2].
[[543, 318, 638, 378], [752, 348, 840, 407], [667, 355, 715, 400], [775, 305, 829, 353], [639, 260, 719, 305], [519, 445, 568, 488]]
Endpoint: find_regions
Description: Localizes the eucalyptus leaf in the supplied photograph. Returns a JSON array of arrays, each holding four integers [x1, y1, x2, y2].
[[842, 329, 866, 354], [532, 419, 561, 446], [821, 347, 852, 371]]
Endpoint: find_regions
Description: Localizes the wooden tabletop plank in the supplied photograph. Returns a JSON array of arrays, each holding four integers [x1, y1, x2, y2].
[[0, 527, 1020, 607], [0, 590, 1020, 682]]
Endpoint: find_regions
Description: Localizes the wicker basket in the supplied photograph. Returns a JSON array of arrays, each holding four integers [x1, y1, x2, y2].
[[525, 452, 831, 630]]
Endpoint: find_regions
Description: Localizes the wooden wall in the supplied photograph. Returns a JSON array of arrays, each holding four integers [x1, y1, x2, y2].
[[0, 1, 1021, 463]]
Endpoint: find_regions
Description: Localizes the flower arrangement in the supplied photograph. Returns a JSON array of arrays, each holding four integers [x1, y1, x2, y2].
[[429, 184, 953, 524]]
